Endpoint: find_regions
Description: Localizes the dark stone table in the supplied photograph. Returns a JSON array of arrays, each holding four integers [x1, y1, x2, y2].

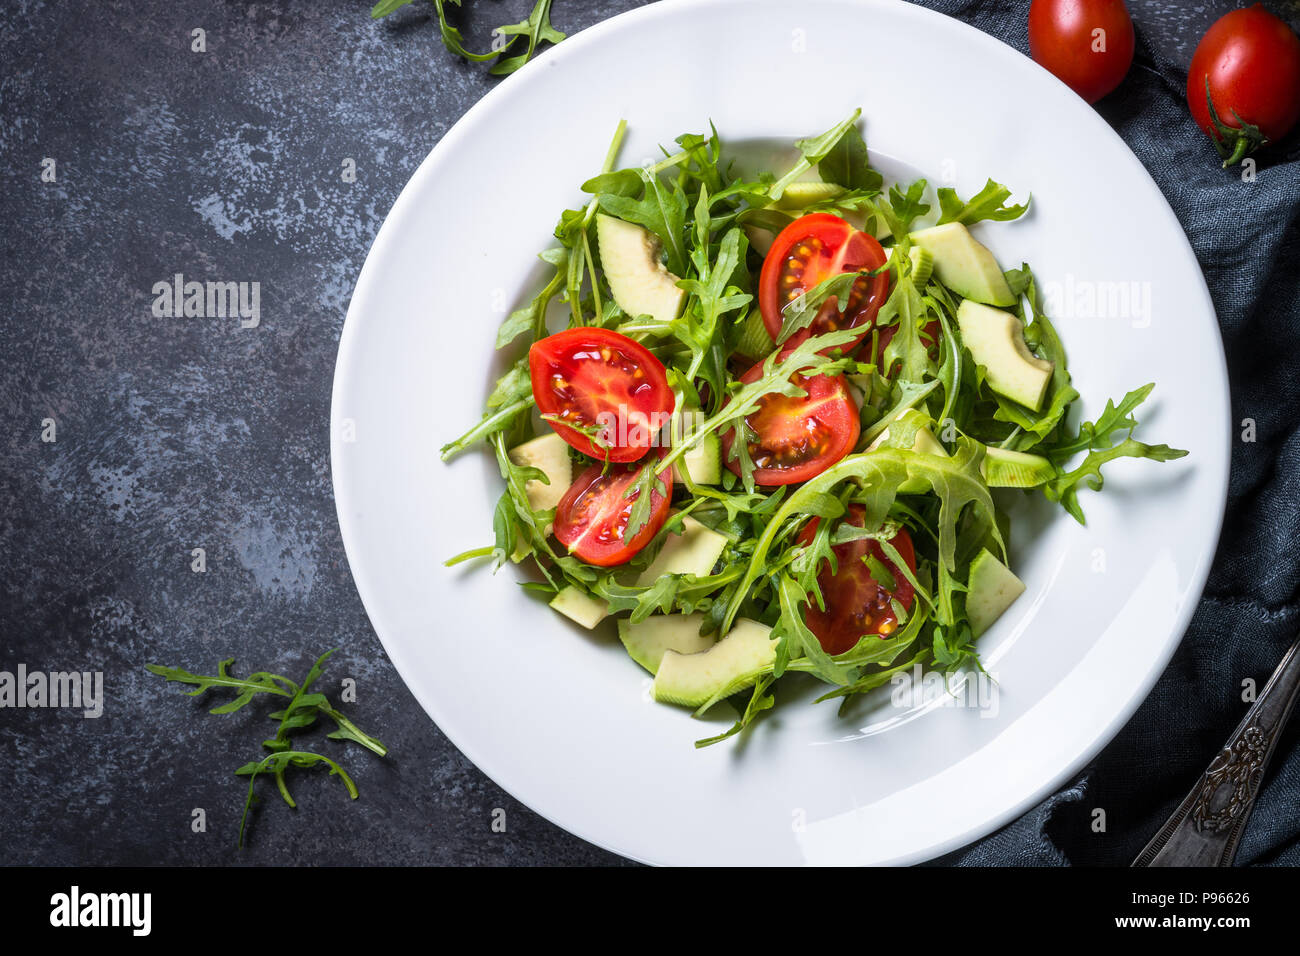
[[0, 0, 1263, 865]]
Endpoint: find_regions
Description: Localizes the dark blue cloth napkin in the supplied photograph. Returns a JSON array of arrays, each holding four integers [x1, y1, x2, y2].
[[916, 0, 1300, 867]]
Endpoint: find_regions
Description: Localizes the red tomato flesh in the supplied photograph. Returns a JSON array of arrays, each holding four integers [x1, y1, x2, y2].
[[797, 507, 917, 655], [529, 327, 675, 463], [758, 213, 889, 354], [721, 353, 860, 486], [552, 458, 672, 567]]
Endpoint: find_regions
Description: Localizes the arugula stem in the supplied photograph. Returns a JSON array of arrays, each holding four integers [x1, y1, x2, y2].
[[440, 397, 534, 461], [444, 545, 496, 566], [998, 426, 1023, 450]]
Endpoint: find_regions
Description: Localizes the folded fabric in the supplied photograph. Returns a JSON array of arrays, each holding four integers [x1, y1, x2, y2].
[[918, 0, 1300, 867]]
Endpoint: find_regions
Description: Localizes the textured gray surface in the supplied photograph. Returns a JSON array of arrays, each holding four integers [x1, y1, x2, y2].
[[0, 0, 1270, 865]]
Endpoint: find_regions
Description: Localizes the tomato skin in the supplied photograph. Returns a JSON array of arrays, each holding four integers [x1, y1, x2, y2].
[[757, 213, 889, 354], [552, 458, 672, 567], [720, 353, 860, 487], [797, 509, 917, 655], [1186, 4, 1300, 162], [1028, 0, 1135, 104], [528, 327, 675, 463]]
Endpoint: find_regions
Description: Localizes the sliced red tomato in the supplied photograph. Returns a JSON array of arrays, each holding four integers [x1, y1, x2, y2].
[[552, 458, 672, 567], [797, 507, 917, 655], [758, 213, 890, 354], [529, 327, 675, 463], [720, 353, 860, 486]]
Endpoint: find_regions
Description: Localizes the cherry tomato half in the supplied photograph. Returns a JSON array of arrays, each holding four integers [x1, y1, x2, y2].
[[720, 353, 860, 487], [553, 458, 672, 567], [1028, 0, 1135, 104], [1187, 4, 1300, 165], [797, 508, 917, 655], [758, 213, 890, 353], [529, 327, 675, 463]]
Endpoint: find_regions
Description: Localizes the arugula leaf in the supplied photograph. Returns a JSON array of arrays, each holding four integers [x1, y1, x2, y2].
[[859, 379, 940, 447], [485, 358, 531, 409], [1046, 383, 1155, 461], [373, 0, 565, 77], [148, 650, 386, 847], [769, 110, 863, 201], [774, 269, 868, 345], [322, 706, 390, 756], [818, 121, 882, 193], [675, 125, 726, 198], [370, 0, 416, 17], [429, 0, 501, 62], [490, 0, 566, 75], [875, 179, 930, 239], [236, 751, 358, 848], [145, 659, 294, 713], [772, 574, 855, 685], [623, 459, 670, 541], [814, 647, 929, 709], [937, 179, 1030, 225], [1045, 437, 1188, 524], [263, 649, 334, 752], [598, 173, 689, 277], [879, 262, 938, 386], [694, 674, 776, 748], [931, 622, 980, 672], [674, 212, 752, 388]]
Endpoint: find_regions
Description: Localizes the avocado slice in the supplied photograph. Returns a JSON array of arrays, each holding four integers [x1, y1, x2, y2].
[[636, 514, 728, 585], [981, 446, 1055, 488], [769, 181, 846, 210], [618, 613, 716, 675], [596, 213, 685, 325], [966, 548, 1025, 637], [956, 300, 1055, 411], [653, 618, 777, 709], [910, 222, 1016, 306], [507, 433, 572, 513], [672, 432, 722, 485], [667, 406, 722, 485], [549, 586, 609, 630]]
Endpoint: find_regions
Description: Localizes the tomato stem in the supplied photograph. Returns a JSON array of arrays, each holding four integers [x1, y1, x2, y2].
[[1203, 76, 1268, 168], [1221, 135, 1253, 168]]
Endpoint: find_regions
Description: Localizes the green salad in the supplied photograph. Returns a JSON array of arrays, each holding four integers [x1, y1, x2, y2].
[[443, 110, 1186, 747]]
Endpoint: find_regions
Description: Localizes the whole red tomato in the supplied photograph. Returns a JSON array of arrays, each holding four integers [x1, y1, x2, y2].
[[1187, 4, 1300, 166], [1029, 0, 1135, 103]]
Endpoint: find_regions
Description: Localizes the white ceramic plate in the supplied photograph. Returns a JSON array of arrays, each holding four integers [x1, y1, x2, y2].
[[332, 0, 1229, 865]]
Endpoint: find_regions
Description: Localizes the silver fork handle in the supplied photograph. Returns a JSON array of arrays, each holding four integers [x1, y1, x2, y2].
[[1133, 634, 1300, 867]]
